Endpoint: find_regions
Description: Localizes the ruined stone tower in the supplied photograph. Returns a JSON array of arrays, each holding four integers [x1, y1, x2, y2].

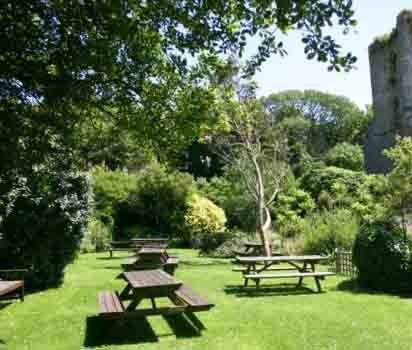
[[365, 10, 412, 173]]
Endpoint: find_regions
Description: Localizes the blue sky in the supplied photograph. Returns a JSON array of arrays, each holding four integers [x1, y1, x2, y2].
[[249, 1, 412, 109]]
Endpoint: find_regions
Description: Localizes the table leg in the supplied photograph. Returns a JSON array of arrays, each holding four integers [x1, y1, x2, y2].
[[315, 277, 322, 292], [150, 297, 157, 309], [297, 262, 307, 287], [126, 297, 142, 311], [119, 284, 132, 299]]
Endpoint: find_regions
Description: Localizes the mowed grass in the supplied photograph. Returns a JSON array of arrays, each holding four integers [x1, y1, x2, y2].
[[1, 249, 412, 350]]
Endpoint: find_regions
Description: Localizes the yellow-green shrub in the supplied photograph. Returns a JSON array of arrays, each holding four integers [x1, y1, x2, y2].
[[184, 195, 227, 239]]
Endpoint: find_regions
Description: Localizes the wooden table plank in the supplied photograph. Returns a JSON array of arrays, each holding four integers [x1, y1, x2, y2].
[[123, 269, 181, 290], [236, 255, 329, 263]]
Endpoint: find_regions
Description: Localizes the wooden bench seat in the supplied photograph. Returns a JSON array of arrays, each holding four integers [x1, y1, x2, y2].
[[244, 271, 335, 279], [174, 285, 214, 312], [0, 280, 24, 301], [98, 291, 124, 316], [243, 271, 335, 292], [233, 266, 297, 272]]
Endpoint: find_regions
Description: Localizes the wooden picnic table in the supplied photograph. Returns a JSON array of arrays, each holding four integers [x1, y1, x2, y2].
[[234, 255, 334, 292], [98, 269, 214, 319], [122, 247, 179, 275]]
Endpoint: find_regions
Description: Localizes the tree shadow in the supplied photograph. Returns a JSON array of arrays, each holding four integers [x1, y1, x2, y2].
[[162, 313, 203, 338], [180, 260, 230, 267], [96, 256, 133, 260], [224, 283, 321, 297], [83, 316, 157, 347], [0, 302, 12, 310], [335, 279, 412, 299]]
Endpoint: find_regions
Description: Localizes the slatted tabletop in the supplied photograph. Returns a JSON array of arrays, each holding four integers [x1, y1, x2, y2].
[[236, 255, 328, 263], [123, 269, 181, 290]]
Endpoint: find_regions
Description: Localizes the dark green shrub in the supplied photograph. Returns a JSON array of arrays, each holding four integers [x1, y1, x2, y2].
[[198, 176, 256, 231], [325, 142, 364, 171], [0, 173, 90, 289], [193, 231, 235, 256], [353, 221, 412, 292], [299, 164, 366, 204], [90, 166, 137, 226], [114, 164, 196, 241]]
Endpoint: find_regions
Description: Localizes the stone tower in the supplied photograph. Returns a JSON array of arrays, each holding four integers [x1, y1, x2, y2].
[[365, 10, 412, 173]]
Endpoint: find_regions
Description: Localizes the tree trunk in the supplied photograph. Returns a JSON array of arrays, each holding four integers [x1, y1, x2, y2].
[[253, 160, 272, 257]]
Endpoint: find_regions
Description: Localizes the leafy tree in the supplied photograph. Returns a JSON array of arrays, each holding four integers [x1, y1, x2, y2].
[[216, 96, 289, 256], [263, 90, 371, 159], [384, 136, 412, 231], [1, 1, 358, 177]]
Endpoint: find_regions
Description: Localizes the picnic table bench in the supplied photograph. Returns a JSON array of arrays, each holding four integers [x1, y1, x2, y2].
[[235, 255, 334, 292], [121, 247, 179, 275], [98, 269, 213, 320], [108, 238, 169, 258], [0, 269, 27, 302]]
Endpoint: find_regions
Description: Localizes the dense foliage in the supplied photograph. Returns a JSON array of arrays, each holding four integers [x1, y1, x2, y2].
[[353, 221, 412, 292], [325, 142, 364, 171], [114, 164, 196, 241], [0, 173, 90, 289], [263, 91, 371, 161], [1, 1, 357, 177], [300, 163, 366, 205], [301, 209, 359, 255]]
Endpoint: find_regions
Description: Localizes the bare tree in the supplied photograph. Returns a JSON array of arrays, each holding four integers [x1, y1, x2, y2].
[[215, 96, 289, 256]]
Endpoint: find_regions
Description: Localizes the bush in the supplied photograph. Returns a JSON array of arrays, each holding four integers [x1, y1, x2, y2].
[[193, 231, 235, 256], [274, 188, 315, 238], [198, 175, 256, 232], [299, 164, 366, 204], [301, 209, 359, 255], [184, 194, 226, 242], [0, 173, 90, 289], [114, 164, 197, 240], [325, 142, 364, 171], [353, 221, 412, 292], [90, 166, 137, 226]]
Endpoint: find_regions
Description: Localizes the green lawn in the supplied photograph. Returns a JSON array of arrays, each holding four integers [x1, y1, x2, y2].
[[1, 250, 412, 350]]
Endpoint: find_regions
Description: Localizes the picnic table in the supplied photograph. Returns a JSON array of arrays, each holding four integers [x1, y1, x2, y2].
[[98, 269, 214, 319], [130, 238, 169, 250], [234, 255, 334, 292], [108, 238, 169, 258], [122, 247, 179, 275], [238, 241, 275, 256]]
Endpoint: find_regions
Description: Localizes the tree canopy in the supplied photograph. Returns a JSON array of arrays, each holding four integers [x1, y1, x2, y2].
[[1, 1, 358, 175]]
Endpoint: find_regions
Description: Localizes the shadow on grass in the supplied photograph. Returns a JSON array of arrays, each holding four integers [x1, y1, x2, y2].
[[224, 283, 321, 297], [180, 259, 231, 267], [335, 279, 412, 299], [0, 302, 12, 310], [83, 316, 157, 347], [162, 313, 203, 338], [97, 256, 133, 260], [84, 313, 205, 346]]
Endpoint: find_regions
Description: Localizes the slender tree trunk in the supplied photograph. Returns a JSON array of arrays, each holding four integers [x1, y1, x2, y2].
[[252, 156, 272, 257]]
